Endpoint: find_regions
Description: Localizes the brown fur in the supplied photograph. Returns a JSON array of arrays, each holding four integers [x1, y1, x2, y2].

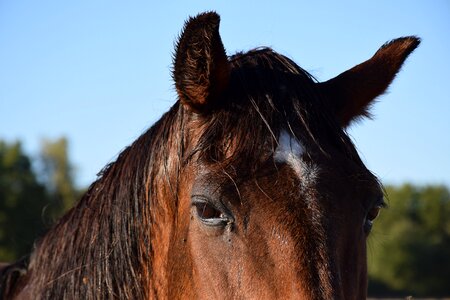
[[0, 12, 419, 299]]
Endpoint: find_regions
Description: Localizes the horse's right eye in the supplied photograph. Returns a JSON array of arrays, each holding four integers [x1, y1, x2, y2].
[[191, 197, 232, 226]]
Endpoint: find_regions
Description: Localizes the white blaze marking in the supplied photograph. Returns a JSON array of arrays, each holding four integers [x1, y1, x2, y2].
[[274, 130, 305, 177]]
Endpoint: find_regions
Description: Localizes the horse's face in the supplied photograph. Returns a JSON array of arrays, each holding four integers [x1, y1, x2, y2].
[[182, 140, 382, 299], [165, 12, 419, 299]]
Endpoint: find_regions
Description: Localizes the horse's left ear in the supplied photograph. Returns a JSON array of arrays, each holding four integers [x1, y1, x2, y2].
[[318, 36, 420, 127], [173, 12, 230, 113]]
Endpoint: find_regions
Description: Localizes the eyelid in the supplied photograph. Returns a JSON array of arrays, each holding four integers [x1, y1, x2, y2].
[[370, 194, 386, 212], [359, 192, 385, 214], [191, 194, 229, 210], [375, 193, 387, 209]]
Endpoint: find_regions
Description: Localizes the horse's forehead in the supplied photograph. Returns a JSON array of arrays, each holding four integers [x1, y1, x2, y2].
[[274, 130, 318, 186], [274, 130, 305, 176]]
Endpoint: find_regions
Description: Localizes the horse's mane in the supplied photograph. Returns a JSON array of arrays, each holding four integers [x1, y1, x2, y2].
[[1, 48, 364, 299], [0, 257, 28, 299], [0, 104, 188, 299]]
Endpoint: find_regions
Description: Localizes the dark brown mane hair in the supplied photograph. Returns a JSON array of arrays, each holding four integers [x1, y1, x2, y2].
[[194, 48, 363, 171], [2, 48, 371, 299], [18, 105, 186, 299]]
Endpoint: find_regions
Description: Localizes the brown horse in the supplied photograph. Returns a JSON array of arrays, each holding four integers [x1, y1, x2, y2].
[[0, 12, 419, 299]]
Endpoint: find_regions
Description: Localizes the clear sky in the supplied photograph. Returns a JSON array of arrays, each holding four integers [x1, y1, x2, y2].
[[1, 1, 449, 188]]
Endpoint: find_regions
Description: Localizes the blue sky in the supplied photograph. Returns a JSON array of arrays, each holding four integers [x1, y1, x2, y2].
[[1, 1, 449, 188]]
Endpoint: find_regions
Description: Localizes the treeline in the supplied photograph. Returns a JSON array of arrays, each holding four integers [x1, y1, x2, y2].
[[368, 184, 450, 297], [0, 139, 449, 297], [0, 138, 82, 262]]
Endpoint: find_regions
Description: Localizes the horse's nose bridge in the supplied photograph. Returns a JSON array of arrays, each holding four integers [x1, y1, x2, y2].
[[267, 194, 344, 299], [281, 207, 365, 300], [244, 166, 347, 298], [266, 224, 344, 300]]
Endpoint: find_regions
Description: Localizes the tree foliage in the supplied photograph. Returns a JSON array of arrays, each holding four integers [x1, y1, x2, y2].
[[368, 184, 450, 297], [38, 137, 79, 222], [0, 138, 79, 262], [0, 141, 48, 261]]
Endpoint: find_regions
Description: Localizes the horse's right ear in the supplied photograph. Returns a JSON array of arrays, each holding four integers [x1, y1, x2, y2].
[[173, 12, 230, 113]]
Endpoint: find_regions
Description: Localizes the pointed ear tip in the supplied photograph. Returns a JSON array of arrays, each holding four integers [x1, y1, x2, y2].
[[186, 11, 221, 28], [197, 11, 221, 21], [380, 36, 421, 54], [399, 36, 421, 51], [177, 12, 222, 50]]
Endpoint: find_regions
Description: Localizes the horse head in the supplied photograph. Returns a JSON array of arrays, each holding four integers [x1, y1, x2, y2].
[[166, 12, 419, 299]]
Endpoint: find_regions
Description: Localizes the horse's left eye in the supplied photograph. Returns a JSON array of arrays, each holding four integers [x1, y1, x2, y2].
[[367, 205, 382, 222], [364, 202, 384, 234], [191, 198, 231, 226]]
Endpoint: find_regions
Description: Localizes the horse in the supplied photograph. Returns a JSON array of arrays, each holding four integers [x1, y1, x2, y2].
[[0, 12, 419, 299]]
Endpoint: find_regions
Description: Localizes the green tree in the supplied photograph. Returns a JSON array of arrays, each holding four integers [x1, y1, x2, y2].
[[368, 184, 450, 297], [0, 138, 80, 262], [38, 137, 78, 222], [0, 141, 48, 261]]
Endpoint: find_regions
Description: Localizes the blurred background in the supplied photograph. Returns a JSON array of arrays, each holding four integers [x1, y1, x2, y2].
[[1, 1, 449, 298]]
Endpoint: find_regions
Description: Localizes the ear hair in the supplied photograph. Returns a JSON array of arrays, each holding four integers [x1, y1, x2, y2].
[[173, 12, 230, 113]]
